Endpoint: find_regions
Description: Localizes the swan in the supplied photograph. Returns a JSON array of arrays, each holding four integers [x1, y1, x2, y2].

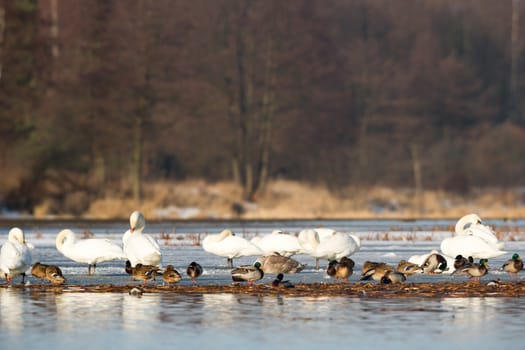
[[0, 227, 32, 284], [455, 213, 503, 250], [298, 229, 360, 269], [202, 229, 262, 268], [123, 211, 162, 268], [440, 234, 506, 260], [56, 229, 127, 275], [250, 230, 302, 257]]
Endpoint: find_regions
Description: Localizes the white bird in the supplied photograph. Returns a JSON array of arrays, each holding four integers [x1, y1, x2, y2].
[[440, 214, 506, 260], [0, 227, 32, 284], [250, 230, 302, 257], [455, 214, 504, 250], [440, 234, 506, 260], [298, 229, 360, 269], [202, 229, 262, 268], [56, 229, 127, 275], [123, 211, 162, 268]]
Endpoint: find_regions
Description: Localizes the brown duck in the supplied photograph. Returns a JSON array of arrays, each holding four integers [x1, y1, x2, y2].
[[31, 262, 66, 285]]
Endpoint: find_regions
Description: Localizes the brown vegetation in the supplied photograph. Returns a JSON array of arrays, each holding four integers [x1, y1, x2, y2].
[[6, 281, 525, 298], [35, 179, 525, 220]]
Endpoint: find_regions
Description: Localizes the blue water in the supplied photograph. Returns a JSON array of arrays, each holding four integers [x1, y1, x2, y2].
[[1, 219, 525, 349], [1, 289, 523, 350]]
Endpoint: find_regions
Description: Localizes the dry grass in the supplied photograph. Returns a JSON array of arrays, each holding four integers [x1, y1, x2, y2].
[[35, 179, 525, 220], [6, 281, 525, 298]]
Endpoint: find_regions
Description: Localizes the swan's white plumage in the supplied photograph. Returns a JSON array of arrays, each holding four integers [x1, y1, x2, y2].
[[250, 230, 302, 257], [202, 229, 262, 260], [56, 229, 127, 270], [441, 214, 506, 259], [123, 211, 162, 267], [0, 227, 32, 282], [440, 235, 506, 259], [298, 229, 360, 260]]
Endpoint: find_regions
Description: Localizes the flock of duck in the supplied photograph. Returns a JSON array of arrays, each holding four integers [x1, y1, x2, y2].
[[0, 212, 523, 289]]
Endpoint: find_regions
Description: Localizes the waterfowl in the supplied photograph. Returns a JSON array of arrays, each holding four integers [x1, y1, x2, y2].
[[396, 260, 423, 275], [123, 211, 162, 268], [251, 230, 303, 257], [202, 229, 262, 268], [231, 262, 264, 285], [162, 265, 182, 286], [298, 229, 360, 269], [454, 255, 473, 270], [380, 270, 407, 284], [271, 273, 293, 288], [360, 262, 395, 282], [408, 250, 455, 273], [255, 253, 306, 274], [422, 253, 448, 274], [56, 229, 127, 275], [0, 228, 33, 284], [186, 261, 203, 283], [330, 257, 354, 283], [459, 259, 489, 282], [31, 262, 66, 285], [501, 253, 523, 278], [441, 235, 506, 260], [455, 214, 503, 249], [131, 263, 161, 285]]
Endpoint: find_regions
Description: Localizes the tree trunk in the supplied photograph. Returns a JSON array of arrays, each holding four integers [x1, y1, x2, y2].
[[0, 5, 5, 82], [132, 115, 143, 203], [410, 143, 424, 214], [510, 0, 521, 122]]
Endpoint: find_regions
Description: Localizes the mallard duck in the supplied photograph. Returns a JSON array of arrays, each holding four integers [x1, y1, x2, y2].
[[331, 257, 354, 283], [162, 265, 182, 286], [231, 262, 264, 285], [460, 259, 489, 282], [362, 261, 390, 274], [123, 211, 162, 268], [131, 263, 161, 285], [271, 273, 293, 288], [422, 253, 448, 274], [501, 253, 523, 278], [255, 253, 306, 274], [186, 261, 203, 283], [360, 262, 395, 282], [0, 228, 33, 284], [454, 255, 473, 270], [397, 260, 423, 275], [56, 229, 127, 275], [380, 270, 406, 284], [327, 260, 337, 279], [31, 262, 66, 285]]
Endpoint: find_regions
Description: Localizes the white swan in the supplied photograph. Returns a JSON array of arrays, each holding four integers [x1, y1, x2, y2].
[[250, 230, 302, 257], [0, 227, 32, 283], [440, 214, 506, 260], [440, 234, 506, 259], [455, 213, 503, 250], [56, 229, 127, 275], [202, 229, 262, 268], [298, 229, 360, 269], [123, 211, 162, 268]]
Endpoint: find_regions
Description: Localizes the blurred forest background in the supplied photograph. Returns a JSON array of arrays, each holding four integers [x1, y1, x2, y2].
[[1, 0, 525, 219]]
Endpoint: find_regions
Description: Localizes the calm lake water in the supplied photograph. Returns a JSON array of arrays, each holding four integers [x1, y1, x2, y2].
[[1, 218, 525, 349]]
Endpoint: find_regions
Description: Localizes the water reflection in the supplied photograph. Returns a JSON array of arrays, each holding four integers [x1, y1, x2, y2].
[[1, 290, 525, 350], [0, 289, 24, 335]]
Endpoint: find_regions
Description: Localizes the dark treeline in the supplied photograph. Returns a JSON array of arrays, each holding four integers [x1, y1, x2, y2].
[[1, 0, 525, 214]]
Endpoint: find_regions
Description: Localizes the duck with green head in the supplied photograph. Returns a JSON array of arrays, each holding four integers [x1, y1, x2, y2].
[[231, 262, 264, 285], [460, 258, 488, 282], [501, 253, 523, 279]]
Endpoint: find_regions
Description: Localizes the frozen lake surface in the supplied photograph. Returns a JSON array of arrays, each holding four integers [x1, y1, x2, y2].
[[1, 218, 525, 349]]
